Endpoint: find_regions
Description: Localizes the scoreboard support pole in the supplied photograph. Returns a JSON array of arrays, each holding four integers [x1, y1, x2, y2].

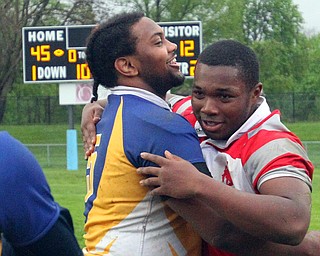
[[66, 105, 78, 170]]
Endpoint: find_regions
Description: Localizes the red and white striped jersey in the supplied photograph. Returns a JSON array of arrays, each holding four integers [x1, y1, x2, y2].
[[172, 96, 313, 256], [201, 109, 313, 193]]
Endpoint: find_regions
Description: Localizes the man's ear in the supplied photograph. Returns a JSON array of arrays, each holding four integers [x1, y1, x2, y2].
[[114, 57, 138, 77], [252, 82, 263, 98]]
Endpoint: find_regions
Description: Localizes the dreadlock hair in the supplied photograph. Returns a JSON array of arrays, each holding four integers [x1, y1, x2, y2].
[[198, 40, 260, 90], [86, 11, 145, 102], [90, 80, 99, 103]]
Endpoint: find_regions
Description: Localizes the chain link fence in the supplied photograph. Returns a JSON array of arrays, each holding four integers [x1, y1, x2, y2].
[[266, 92, 320, 122], [25, 143, 87, 170]]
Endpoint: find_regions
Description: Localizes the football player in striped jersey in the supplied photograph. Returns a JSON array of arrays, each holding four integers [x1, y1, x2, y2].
[[81, 40, 319, 255], [138, 40, 318, 256]]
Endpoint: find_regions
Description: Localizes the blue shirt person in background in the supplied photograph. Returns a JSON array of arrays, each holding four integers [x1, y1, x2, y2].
[[0, 131, 82, 256]]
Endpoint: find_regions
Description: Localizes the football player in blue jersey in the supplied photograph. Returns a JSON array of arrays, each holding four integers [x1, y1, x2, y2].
[[82, 11, 210, 255], [0, 131, 83, 256]]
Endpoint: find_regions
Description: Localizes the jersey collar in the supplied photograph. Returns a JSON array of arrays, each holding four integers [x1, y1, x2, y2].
[[110, 86, 171, 111]]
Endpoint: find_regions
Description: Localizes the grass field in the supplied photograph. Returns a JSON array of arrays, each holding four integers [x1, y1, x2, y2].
[[1, 123, 319, 247]]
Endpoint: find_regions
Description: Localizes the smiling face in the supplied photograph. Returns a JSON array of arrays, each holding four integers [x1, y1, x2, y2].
[[192, 63, 262, 140], [131, 17, 185, 97]]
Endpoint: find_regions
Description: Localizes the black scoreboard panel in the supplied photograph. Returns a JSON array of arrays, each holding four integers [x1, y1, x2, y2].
[[22, 21, 202, 83]]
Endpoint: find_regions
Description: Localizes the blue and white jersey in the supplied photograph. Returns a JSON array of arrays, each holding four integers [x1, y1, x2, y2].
[[83, 86, 204, 256]]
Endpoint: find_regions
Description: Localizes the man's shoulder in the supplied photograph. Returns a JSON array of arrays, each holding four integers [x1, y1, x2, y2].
[[169, 95, 192, 114], [0, 132, 22, 161], [0, 131, 13, 143]]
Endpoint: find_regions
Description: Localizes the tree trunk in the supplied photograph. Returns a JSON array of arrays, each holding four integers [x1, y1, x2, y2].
[[0, 96, 7, 123]]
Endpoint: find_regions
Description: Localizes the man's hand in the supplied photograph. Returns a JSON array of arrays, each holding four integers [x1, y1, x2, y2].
[[137, 150, 205, 199], [81, 100, 105, 159], [299, 230, 320, 256]]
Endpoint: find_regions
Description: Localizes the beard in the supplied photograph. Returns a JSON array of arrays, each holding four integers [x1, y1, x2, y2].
[[141, 68, 185, 97]]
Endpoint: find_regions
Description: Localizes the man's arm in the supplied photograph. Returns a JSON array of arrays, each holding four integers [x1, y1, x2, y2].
[[166, 198, 320, 256], [81, 99, 106, 158], [137, 151, 315, 252]]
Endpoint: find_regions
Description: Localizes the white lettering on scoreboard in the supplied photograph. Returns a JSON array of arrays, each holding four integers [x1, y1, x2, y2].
[[28, 30, 65, 42], [36, 66, 67, 80], [162, 25, 200, 38]]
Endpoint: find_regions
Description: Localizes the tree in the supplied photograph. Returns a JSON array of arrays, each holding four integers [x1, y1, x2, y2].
[[0, 0, 110, 123], [116, 0, 206, 22], [243, 0, 303, 45], [114, 0, 246, 45], [302, 34, 320, 93]]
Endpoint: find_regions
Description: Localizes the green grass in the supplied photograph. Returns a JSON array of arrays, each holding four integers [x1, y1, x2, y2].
[[285, 121, 320, 141], [1, 123, 319, 247], [0, 124, 83, 144]]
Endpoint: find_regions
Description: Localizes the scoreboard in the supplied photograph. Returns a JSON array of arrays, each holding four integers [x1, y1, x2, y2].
[[22, 25, 94, 83], [22, 21, 202, 83]]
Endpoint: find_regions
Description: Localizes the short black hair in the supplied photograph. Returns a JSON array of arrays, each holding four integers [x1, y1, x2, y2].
[[85, 12, 145, 101], [198, 40, 260, 90]]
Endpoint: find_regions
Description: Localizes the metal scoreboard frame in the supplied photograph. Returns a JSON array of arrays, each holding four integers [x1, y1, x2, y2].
[[22, 21, 202, 84]]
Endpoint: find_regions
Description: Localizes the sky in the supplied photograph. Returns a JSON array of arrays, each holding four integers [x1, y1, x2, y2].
[[293, 0, 320, 34]]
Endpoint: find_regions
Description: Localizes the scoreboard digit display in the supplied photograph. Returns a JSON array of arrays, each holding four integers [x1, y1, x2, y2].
[[22, 21, 202, 83]]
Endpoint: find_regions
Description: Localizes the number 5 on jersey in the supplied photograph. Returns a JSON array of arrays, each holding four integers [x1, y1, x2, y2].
[[85, 134, 101, 202]]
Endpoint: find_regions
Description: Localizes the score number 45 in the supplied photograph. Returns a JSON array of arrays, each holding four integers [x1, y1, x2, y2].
[[30, 45, 51, 61]]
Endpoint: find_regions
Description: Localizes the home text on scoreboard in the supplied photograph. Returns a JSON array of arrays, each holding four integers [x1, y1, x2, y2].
[[22, 21, 202, 83]]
